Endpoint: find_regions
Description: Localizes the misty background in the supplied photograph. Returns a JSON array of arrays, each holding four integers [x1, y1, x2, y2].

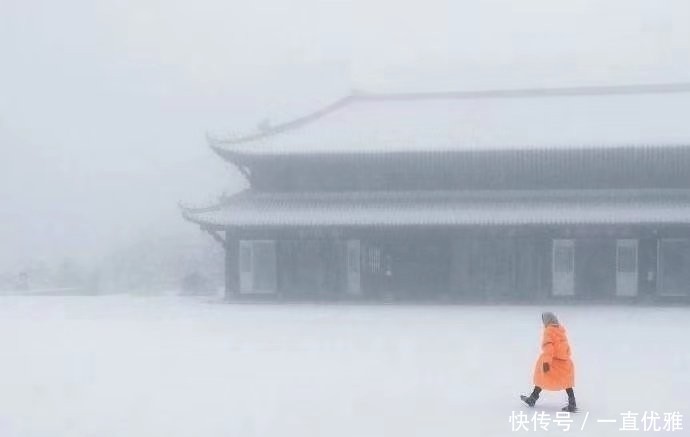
[[2, 0, 689, 292]]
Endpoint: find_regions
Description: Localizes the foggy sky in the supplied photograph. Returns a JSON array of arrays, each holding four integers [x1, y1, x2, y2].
[[1, 0, 690, 271]]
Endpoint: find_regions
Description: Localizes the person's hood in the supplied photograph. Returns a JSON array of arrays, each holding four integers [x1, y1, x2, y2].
[[541, 311, 559, 327]]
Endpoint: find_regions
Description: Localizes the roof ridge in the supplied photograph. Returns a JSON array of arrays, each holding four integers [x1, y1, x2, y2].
[[355, 82, 690, 102]]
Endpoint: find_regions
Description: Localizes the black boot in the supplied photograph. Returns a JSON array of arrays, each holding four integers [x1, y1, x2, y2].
[[520, 387, 541, 407], [562, 388, 577, 412], [520, 394, 537, 407]]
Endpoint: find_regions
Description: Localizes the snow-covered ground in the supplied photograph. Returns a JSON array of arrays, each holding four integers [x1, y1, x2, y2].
[[0, 296, 687, 436]]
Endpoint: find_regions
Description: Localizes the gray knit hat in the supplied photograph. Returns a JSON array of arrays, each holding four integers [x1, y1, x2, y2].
[[541, 311, 559, 326]]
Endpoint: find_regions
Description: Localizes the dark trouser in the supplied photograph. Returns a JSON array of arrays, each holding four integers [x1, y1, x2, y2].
[[565, 387, 575, 400], [530, 386, 575, 401]]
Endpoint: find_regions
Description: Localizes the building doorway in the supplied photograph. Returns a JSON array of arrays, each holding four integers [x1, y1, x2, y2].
[[616, 239, 638, 297], [239, 240, 277, 294], [552, 239, 575, 296]]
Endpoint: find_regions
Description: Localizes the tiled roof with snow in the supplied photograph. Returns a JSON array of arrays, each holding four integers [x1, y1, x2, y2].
[[181, 189, 690, 228], [211, 83, 690, 156]]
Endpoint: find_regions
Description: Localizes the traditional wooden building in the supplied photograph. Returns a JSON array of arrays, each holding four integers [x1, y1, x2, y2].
[[182, 84, 690, 302]]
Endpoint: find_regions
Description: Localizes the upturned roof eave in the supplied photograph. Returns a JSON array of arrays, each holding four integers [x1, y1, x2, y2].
[[179, 188, 690, 229]]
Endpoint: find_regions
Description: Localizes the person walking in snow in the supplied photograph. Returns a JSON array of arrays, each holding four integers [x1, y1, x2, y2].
[[521, 312, 577, 412]]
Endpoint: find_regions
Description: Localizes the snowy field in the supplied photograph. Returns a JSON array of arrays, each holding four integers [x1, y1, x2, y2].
[[0, 296, 687, 437]]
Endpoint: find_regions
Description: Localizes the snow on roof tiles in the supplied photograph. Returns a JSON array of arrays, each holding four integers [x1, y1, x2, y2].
[[181, 189, 690, 228], [211, 84, 690, 156]]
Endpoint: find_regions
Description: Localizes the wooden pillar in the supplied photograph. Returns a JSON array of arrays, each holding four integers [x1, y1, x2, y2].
[[225, 229, 240, 299]]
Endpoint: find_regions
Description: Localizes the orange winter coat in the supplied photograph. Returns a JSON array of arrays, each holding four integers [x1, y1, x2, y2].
[[533, 324, 575, 391]]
